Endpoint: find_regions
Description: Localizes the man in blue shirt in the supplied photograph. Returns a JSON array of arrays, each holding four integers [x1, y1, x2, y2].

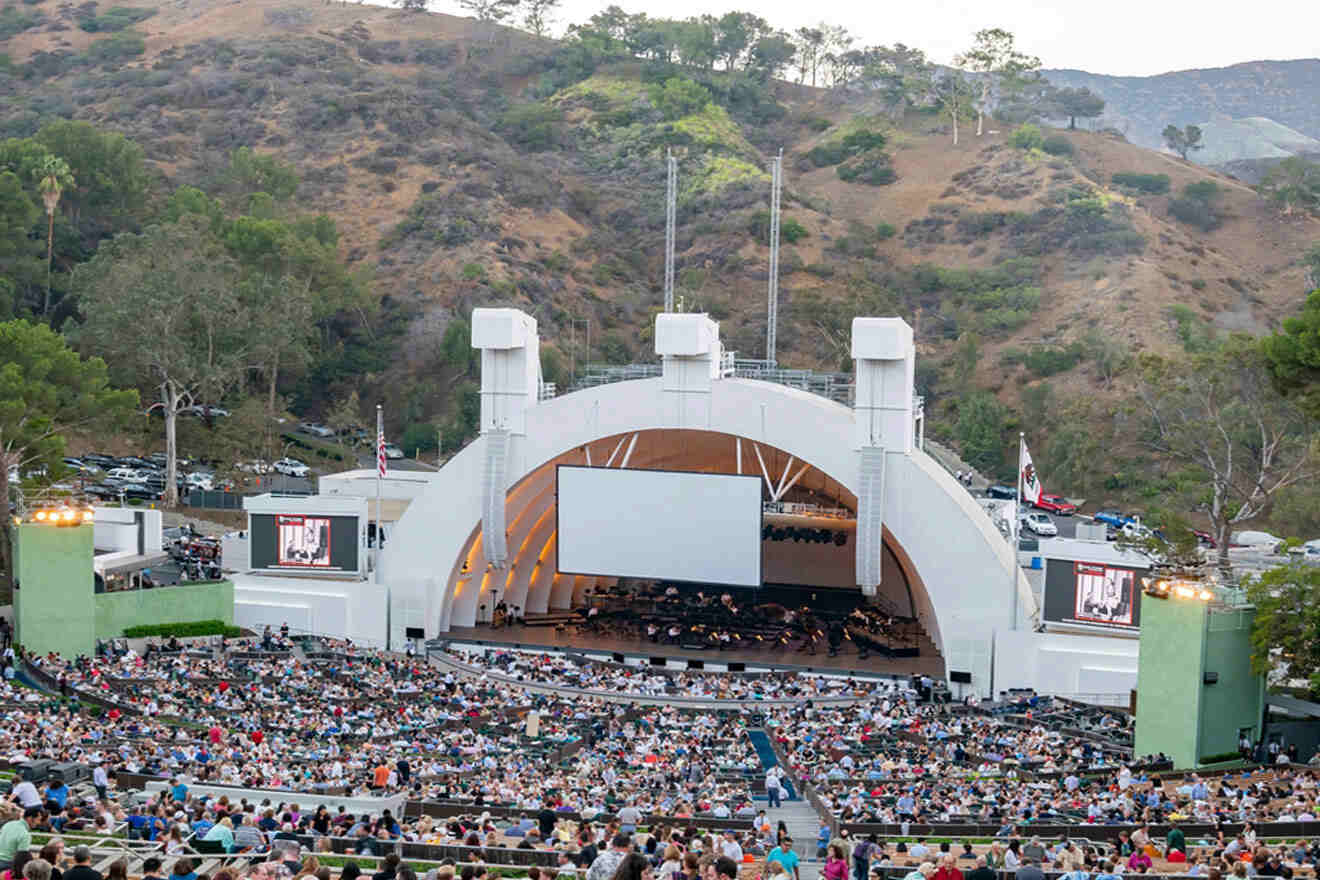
[[171, 777, 188, 803], [767, 838, 800, 880], [45, 780, 69, 811]]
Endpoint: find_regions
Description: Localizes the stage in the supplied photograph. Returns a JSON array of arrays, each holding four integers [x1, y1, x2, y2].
[[440, 618, 946, 679]]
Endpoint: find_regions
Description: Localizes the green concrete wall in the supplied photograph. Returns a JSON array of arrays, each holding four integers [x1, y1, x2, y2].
[[1199, 608, 1265, 762], [1135, 597, 1205, 769], [14, 523, 96, 657], [94, 581, 234, 636], [1135, 596, 1264, 768]]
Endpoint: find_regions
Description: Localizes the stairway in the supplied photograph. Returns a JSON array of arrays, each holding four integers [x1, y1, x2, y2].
[[769, 797, 827, 869], [746, 729, 798, 800]]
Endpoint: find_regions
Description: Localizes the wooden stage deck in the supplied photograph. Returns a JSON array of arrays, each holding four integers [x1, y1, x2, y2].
[[440, 621, 947, 679]]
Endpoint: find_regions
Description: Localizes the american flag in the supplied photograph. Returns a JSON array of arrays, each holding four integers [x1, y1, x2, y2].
[[376, 408, 386, 479]]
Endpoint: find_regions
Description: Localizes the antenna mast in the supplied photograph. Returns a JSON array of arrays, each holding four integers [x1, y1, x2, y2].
[[766, 148, 783, 366], [664, 150, 677, 313]]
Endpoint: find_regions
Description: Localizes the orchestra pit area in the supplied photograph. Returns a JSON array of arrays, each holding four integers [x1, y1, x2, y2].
[[456, 582, 944, 679], [0, 631, 1313, 880]]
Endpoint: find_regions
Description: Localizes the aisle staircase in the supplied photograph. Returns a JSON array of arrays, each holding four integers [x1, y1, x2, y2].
[[769, 798, 827, 869], [746, 728, 798, 800]]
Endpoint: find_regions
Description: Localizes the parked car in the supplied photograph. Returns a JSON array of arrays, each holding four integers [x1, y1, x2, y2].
[[1023, 512, 1058, 537], [1093, 510, 1138, 528], [188, 404, 231, 418], [106, 467, 145, 483], [986, 485, 1017, 500], [1231, 530, 1283, 554], [82, 453, 118, 468], [299, 422, 336, 438], [1190, 529, 1217, 548], [83, 483, 123, 500], [383, 443, 405, 460], [184, 472, 214, 491], [236, 459, 272, 475], [273, 458, 310, 477], [1033, 494, 1077, 516], [120, 482, 163, 500], [62, 457, 100, 475]]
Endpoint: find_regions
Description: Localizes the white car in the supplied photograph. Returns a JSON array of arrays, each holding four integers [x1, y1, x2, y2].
[[383, 443, 405, 460], [1023, 512, 1057, 537], [235, 459, 271, 475], [185, 472, 214, 491], [106, 467, 144, 483], [1231, 530, 1283, 554], [273, 458, 310, 477], [299, 422, 336, 438]]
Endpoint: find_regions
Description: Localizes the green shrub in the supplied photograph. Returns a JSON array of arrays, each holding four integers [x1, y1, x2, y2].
[[807, 129, 886, 168], [747, 210, 808, 244], [400, 422, 438, 454], [1190, 278, 1207, 290], [123, 620, 240, 638], [781, 218, 808, 243], [0, 6, 42, 39], [460, 262, 486, 281], [1184, 180, 1221, 201], [498, 103, 562, 151], [1111, 172, 1170, 194], [1041, 135, 1074, 156], [1023, 343, 1084, 376], [1169, 196, 1222, 231], [875, 222, 896, 240], [1009, 124, 1045, 151], [79, 6, 155, 32], [84, 30, 146, 63], [837, 150, 896, 186], [649, 77, 711, 121]]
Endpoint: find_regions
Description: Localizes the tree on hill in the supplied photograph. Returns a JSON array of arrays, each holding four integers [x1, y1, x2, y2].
[[1263, 287, 1320, 419], [955, 28, 1040, 138], [1247, 563, 1320, 691], [394, 0, 426, 9], [457, 0, 521, 26], [0, 318, 136, 586], [936, 72, 975, 146], [1305, 243, 1320, 291], [520, 0, 559, 36], [1258, 157, 1320, 218], [792, 26, 825, 86], [35, 154, 72, 317], [1162, 123, 1203, 159], [70, 218, 249, 507], [1051, 86, 1105, 130], [1133, 337, 1318, 574]]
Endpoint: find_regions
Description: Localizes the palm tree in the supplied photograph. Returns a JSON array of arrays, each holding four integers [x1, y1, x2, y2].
[[35, 155, 73, 317]]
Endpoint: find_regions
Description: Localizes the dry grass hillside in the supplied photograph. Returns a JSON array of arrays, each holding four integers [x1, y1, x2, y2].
[[3, 0, 1319, 478]]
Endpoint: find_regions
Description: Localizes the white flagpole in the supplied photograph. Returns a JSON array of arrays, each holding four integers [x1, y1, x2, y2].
[[1011, 432, 1024, 631], [377, 404, 389, 651]]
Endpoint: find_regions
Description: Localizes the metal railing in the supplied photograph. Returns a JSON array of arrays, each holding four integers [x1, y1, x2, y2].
[[763, 500, 855, 519]]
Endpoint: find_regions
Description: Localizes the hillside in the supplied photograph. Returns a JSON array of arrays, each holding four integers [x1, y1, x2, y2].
[[2, 0, 1319, 497], [1043, 59, 1320, 155]]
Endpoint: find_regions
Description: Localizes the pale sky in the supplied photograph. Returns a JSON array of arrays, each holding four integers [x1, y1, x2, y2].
[[424, 0, 1318, 77]]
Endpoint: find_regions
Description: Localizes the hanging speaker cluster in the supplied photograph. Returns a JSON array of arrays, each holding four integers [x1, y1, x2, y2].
[[762, 525, 847, 546]]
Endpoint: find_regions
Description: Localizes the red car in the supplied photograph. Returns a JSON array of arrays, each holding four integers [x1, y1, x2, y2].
[[1033, 494, 1077, 516]]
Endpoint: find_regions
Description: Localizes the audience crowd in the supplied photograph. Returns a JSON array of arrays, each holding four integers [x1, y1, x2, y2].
[[2, 639, 1320, 880]]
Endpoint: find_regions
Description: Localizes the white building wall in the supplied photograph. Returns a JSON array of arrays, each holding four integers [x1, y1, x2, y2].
[[995, 628, 1139, 698], [232, 574, 388, 647]]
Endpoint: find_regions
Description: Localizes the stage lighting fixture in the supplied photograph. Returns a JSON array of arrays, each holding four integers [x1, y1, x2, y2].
[[833, 531, 847, 547], [793, 529, 803, 542], [34, 511, 47, 521], [762, 524, 773, 540]]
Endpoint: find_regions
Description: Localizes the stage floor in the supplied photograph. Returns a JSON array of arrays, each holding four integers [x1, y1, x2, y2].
[[441, 621, 947, 679]]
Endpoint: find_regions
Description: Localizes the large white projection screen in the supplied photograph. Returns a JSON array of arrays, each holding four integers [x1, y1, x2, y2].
[[556, 465, 763, 586]]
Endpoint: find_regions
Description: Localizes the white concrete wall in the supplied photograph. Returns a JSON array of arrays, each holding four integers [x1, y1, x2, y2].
[[994, 628, 1139, 698], [232, 573, 388, 647], [92, 507, 162, 553], [318, 469, 434, 500]]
